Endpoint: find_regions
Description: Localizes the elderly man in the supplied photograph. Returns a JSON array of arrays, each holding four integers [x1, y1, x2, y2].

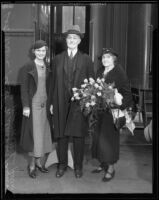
[[49, 25, 94, 178]]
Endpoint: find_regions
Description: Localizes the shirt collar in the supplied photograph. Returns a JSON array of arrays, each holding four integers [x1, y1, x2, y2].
[[67, 48, 78, 57]]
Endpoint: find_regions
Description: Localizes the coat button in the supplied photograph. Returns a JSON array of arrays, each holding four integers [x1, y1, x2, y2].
[[41, 103, 44, 108]]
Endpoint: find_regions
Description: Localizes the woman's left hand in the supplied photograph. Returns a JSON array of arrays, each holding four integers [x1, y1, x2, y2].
[[114, 89, 123, 106]]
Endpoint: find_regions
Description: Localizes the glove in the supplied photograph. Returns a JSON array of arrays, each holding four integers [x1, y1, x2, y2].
[[50, 104, 54, 115], [23, 107, 30, 117], [114, 89, 123, 106]]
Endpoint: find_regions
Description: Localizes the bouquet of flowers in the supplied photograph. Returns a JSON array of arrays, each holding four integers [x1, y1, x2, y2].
[[71, 77, 135, 136], [71, 77, 115, 112]]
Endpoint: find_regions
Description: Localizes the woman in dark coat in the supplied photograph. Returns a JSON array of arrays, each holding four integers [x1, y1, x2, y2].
[[91, 48, 133, 182], [20, 40, 53, 178]]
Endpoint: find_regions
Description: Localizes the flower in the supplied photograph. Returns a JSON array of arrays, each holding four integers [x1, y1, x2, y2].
[[97, 78, 102, 83], [71, 97, 75, 101], [89, 77, 95, 84], [97, 92, 102, 96], [101, 78, 105, 82], [94, 83, 99, 88], [84, 78, 88, 83], [72, 88, 78, 92], [91, 95, 96, 100], [90, 101, 96, 106], [81, 84, 87, 88], [86, 102, 90, 107]]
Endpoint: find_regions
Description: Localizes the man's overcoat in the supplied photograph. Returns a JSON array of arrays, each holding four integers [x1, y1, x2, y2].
[[49, 51, 94, 138]]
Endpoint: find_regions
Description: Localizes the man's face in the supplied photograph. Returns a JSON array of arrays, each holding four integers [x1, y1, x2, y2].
[[66, 34, 81, 50]]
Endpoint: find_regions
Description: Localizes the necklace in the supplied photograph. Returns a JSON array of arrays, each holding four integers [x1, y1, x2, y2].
[[35, 59, 45, 70]]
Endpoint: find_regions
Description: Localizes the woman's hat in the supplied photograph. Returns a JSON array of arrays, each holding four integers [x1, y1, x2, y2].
[[63, 25, 84, 39], [98, 48, 118, 60], [33, 40, 47, 50]]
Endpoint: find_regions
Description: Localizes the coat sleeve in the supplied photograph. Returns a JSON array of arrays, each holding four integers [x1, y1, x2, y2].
[[48, 58, 56, 106], [20, 64, 30, 108], [116, 66, 133, 110]]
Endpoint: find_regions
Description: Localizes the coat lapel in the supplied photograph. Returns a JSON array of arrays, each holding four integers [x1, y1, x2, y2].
[[28, 61, 38, 86], [73, 51, 83, 86]]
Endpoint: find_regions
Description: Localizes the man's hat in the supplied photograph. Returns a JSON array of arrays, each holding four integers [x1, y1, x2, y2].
[[63, 25, 84, 39]]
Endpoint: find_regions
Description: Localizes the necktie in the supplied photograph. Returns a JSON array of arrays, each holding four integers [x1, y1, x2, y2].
[[70, 51, 73, 59]]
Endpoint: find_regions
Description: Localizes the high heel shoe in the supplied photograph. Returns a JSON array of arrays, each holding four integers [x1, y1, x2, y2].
[[35, 164, 49, 173], [91, 167, 104, 173], [91, 165, 108, 173], [102, 170, 115, 182], [27, 165, 37, 178]]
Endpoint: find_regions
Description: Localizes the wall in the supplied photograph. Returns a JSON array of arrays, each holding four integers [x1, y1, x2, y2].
[[90, 4, 128, 73], [126, 4, 152, 89], [2, 4, 35, 85]]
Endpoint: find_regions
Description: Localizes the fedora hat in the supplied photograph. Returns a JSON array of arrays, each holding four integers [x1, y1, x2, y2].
[[63, 25, 84, 39]]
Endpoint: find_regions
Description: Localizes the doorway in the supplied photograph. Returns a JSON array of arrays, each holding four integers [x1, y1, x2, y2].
[[49, 5, 90, 58]]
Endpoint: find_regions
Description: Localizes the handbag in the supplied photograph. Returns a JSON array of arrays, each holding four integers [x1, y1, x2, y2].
[[114, 116, 126, 130], [112, 109, 126, 131]]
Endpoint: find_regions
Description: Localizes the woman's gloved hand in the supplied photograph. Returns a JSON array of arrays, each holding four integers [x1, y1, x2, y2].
[[114, 89, 123, 106], [23, 107, 30, 117]]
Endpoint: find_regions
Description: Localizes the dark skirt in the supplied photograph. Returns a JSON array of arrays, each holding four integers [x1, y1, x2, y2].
[[92, 111, 120, 165]]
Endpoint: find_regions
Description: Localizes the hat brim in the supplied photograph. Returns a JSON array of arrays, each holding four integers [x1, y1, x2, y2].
[[63, 30, 84, 39], [98, 52, 118, 60]]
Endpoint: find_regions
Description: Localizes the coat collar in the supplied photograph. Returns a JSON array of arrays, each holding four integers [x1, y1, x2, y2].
[[28, 60, 51, 85]]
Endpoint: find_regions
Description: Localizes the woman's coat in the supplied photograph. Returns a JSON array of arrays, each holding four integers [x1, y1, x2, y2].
[[19, 60, 52, 152]]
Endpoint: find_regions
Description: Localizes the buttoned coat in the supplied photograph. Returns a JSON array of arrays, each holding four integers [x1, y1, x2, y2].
[[19, 60, 52, 152], [49, 51, 94, 138]]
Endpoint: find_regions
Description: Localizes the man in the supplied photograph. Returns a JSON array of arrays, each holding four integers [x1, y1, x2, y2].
[[49, 25, 94, 178]]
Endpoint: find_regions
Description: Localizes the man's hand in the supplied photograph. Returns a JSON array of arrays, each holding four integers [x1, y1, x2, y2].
[[23, 107, 30, 117], [50, 104, 53, 115]]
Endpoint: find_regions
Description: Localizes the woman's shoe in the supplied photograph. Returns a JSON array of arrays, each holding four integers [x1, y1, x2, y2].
[[27, 165, 37, 178], [35, 164, 49, 173], [91, 165, 108, 173], [91, 167, 104, 173], [102, 170, 115, 182]]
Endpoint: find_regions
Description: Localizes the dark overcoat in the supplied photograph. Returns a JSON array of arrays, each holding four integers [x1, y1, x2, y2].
[[49, 51, 94, 138], [19, 60, 52, 152], [92, 63, 133, 164]]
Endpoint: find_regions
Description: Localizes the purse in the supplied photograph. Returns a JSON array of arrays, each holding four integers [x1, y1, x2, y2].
[[114, 116, 126, 130], [111, 108, 126, 131]]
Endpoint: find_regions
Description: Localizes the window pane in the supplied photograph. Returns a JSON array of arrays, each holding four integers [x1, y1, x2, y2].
[[75, 6, 85, 33], [62, 6, 73, 33]]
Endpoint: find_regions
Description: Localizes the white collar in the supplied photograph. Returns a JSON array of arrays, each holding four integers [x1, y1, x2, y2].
[[103, 65, 114, 75], [67, 48, 78, 57]]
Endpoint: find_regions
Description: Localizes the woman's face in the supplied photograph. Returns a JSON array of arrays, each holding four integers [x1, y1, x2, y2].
[[66, 34, 81, 50], [102, 53, 115, 67], [34, 46, 47, 60]]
